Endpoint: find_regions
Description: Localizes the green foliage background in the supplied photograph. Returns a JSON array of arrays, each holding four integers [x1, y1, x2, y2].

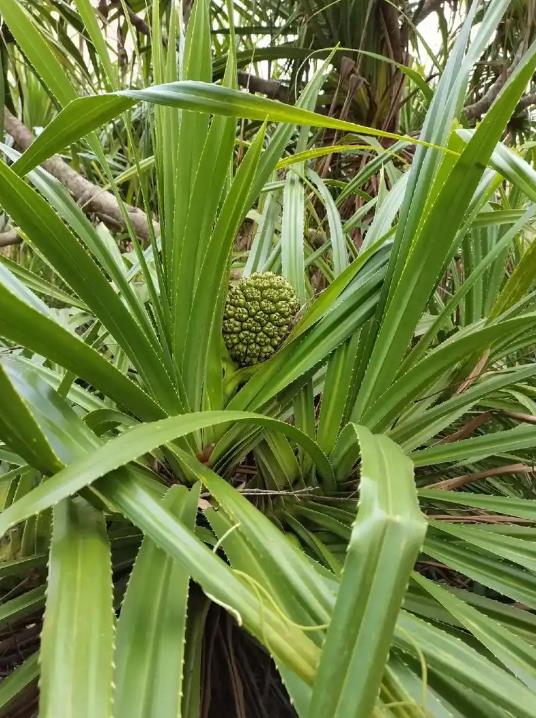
[[0, 0, 536, 716]]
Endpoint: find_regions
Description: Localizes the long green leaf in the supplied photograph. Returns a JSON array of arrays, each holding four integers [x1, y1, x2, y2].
[[12, 82, 448, 179], [96, 469, 320, 682], [39, 498, 114, 718], [430, 521, 536, 573], [2, 362, 320, 685], [281, 169, 306, 304], [309, 425, 427, 718], [114, 485, 199, 718], [414, 572, 536, 691], [182, 125, 266, 411], [412, 424, 536, 466], [419, 489, 536, 519], [355, 39, 536, 414], [395, 610, 536, 718], [423, 534, 536, 609], [0, 363, 62, 475], [206, 505, 315, 715], [72, 0, 117, 88], [0, 410, 333, 535], [0, 585, 45, 628], [0, 652, 39, 716], [0, 0, 77, 106], [0, 158, 180, 413], [0, 283, 162, 421]]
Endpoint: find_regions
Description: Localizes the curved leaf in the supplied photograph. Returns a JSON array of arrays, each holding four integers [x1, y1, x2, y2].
[[0, 410, 333, 535], [12, 82, 449, 178]]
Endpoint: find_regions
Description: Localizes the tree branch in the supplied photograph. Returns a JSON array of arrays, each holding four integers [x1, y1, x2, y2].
[[3, 108, 156, 242], [516, 92, 536, 112], [99, 0, 151, 36], [463, 48, 526, 120], [464, 83, 536, 120], [413, 0, 443, 24], [0, 229, 21, 248], [237, 71, 286, 99], [463, 71, 509, 119]]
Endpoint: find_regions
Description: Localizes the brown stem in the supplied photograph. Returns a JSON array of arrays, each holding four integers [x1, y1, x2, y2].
[[439, 412, 492, 443], [102, 0, 151, 36], [3, 108, 156, 242], [500, 409, 536, 425], [428, 462, 532, 491], [454, 349, 490, 395]]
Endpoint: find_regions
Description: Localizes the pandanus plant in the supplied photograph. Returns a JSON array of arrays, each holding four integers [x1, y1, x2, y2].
[[1, 0, 536, 716]]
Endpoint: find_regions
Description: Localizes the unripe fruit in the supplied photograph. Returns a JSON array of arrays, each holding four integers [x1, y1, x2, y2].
[[223, 272, 299, 366]]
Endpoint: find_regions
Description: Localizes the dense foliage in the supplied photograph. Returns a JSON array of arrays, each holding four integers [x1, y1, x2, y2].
[[0, 0, 536, 716]]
